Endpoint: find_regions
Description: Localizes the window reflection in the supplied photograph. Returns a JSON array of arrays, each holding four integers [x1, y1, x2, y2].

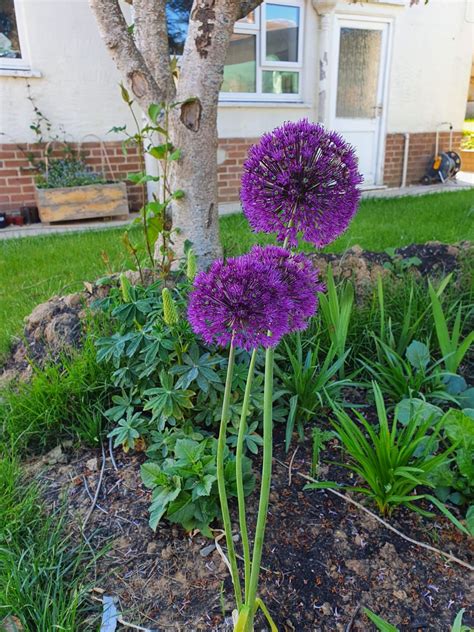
[[262, 70, 298, 94], [0, 0, 21, 58], [222, 33, 257, 93], [265, 4, 299, 63]]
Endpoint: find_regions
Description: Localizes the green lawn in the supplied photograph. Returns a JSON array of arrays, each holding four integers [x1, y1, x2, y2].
[[1, 190, 473, 360]]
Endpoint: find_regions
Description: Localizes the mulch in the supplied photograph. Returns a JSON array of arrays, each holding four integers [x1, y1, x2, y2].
[[29, 420, 474, 632]]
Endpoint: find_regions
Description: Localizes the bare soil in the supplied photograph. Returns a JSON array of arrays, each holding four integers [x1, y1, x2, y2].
[[29, 422, 473, 632]]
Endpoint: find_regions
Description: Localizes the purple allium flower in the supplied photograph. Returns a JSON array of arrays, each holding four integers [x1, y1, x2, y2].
[[250, 245, 325, 332], [241, 119, 363, 248], [187, 253, 292, 351]]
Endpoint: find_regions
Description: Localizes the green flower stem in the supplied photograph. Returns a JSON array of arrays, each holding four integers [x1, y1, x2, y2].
[[217, 342, 242, 610], [245, 346, 274, 631], [236, 347, 258, 601]]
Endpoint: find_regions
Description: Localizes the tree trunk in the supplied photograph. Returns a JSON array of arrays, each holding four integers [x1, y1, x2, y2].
[[164, 0, 243, 267], [89, 0, 261, 268]]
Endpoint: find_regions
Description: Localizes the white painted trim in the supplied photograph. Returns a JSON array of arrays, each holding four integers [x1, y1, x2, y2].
[[0, 67, 41, 77]]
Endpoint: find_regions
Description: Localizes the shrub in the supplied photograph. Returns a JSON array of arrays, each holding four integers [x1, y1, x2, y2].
[[141, 427, 255, 535], [94, 278, 265, 450], [306, 382, 469, 534]]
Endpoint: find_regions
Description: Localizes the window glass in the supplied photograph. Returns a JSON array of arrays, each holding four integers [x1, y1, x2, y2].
[[262, 70, 299, 94], [265, 4, 299, 63], [0, 0, 21, 58], [222, 33, 257, 93], [166, 0, 193, 56], [336, 27, 382, 118]]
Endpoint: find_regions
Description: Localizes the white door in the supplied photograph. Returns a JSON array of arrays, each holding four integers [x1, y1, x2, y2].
[[330, 17, 391, 187]]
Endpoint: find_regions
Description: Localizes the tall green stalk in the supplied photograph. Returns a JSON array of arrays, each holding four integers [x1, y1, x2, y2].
[[236, 348, 258, 600], [245, 346, 274, 630], [217, 342, 242, 609]]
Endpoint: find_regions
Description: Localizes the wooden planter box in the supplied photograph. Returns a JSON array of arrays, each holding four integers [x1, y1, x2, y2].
[[460, 149, 474, 173], [35, 182, 129, 224]]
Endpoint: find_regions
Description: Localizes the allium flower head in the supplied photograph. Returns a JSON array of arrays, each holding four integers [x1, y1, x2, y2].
[[187, 253, 292, 351], [241, 119, 363, 248], [250, 245, 325, 332]]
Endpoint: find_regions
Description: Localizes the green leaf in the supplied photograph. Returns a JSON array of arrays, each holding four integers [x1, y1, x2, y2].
[[425, 494, 470, 535], [120, 83, 132, 105], [395, 398, 442, 426], [466, 506, 474, 537], [406, 340, 430, 370], [141, 462, 165, 488], [363, 608, 399, 632], [148, 103, 161, 123], [285, 395, 299, 453]]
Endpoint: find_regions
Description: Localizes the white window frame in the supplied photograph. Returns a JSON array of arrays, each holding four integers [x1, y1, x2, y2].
[[220, 0, 304, 103], [0, 0, 31, 70]]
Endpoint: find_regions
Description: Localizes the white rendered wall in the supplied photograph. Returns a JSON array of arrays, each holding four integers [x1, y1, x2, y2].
[[0, 0, 471, 144], [0, 0, 136, 144], [386, 0, 473, 133]]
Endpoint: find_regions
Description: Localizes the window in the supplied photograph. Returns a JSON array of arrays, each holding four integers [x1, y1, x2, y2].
[[165, 0, 304, 102], [0, 0, 28, 69], [221, 1, 303, 101]]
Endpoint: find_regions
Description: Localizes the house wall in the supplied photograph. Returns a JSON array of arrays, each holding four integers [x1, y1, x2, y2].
[[0, 142, 145, 213], [0, 0, 472, 215]]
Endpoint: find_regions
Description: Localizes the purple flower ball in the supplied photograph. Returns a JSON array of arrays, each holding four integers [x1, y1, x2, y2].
[[241, 119, 363, 248], [187, 253, 292, 351], [250, 245, 325, 332]]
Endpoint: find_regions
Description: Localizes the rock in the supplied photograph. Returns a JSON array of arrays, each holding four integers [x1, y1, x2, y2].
[[379, 542, 399, 562], [161, 545, 174, 560], [200, 543, 216, 557], [321, 602, 332, 616], [44, 445, 67, 465], [85, 457, 98, 471], [44, 313, 81, 347], [393, 589, 408, 600], [345, 558, 369, 577], [146, 541, 159, 555], [26, 300, 59, 327]]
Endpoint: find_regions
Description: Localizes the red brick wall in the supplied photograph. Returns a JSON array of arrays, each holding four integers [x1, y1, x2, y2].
[[0, 141, 145, 213], [218, 137, 256, 204], [383, 131, 463, 188]]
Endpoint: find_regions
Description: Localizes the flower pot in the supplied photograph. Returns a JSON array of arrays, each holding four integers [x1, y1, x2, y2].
[[459, 148, 474, 173], [35, 182, 129, 224]]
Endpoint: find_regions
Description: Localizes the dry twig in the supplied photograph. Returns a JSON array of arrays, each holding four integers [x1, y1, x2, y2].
[[82, 443, 107, 532]]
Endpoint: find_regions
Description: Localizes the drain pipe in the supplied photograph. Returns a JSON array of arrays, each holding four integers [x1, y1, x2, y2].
[[401, 133, 410, 188]]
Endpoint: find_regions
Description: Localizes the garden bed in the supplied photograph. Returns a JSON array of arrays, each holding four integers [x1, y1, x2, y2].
[[30, 421, 473, 631], [2, 241, 471, 384]]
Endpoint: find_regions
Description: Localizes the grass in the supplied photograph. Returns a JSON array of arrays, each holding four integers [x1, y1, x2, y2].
[[0, 332, 112, 454], [0, 454, 102, 630], [1, 190, 473, 359]]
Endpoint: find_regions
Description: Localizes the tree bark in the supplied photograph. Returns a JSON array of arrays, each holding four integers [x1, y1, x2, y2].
[[168, 0, 244, 267], [89, 0, 264, 268]]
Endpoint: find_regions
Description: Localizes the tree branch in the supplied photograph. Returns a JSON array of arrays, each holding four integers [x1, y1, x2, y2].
[[237, 0, 264, 21], [134, 0, 176, 101], [89, 0, 164, 111]]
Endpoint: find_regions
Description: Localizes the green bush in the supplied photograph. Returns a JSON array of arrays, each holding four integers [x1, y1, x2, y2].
[[141, 426, 255, 535]]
